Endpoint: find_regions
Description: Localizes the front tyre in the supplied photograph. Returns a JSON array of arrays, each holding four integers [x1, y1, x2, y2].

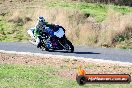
[[65, 40, 74, 53]]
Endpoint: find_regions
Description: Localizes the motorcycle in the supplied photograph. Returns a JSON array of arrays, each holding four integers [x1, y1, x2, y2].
[[27, 25, 74, 53]]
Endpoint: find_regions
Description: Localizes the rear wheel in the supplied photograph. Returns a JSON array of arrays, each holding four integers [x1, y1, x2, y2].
[[41, 42, 49, 51], [65, 40, 74, 53], [45, 48, 49, 51], [39, 39, 49, 51]]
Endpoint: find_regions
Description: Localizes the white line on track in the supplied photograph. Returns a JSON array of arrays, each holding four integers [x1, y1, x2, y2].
[[0, 50, 132, 66]]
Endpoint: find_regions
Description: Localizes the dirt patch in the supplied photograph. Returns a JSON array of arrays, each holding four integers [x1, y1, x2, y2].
[[58, 63, 132, 80], [0, 52, 132, 80]]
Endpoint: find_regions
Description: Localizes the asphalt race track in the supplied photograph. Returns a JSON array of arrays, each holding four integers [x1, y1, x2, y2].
[[0, 42, 132, 63]]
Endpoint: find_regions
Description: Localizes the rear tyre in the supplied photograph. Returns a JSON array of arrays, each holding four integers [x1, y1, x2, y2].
[[45, 48, 49, 51]]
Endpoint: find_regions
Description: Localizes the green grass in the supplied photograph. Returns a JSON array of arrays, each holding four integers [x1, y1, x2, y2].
[[46, 0, 132, 22], [0, 16, 28, 42], [0, 64, 74, 88], [0, 64, 132, 88]]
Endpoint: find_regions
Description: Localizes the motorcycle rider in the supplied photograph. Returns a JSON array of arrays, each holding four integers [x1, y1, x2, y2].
[[34, 16, 54, 48], [27, 17, 74, 52], [34, 16, 48, 48]]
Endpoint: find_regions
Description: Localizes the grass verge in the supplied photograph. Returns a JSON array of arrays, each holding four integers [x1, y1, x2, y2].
[[0, 53, 132, 88], [0, 64, 76, 88], [0, 64, 132, 88]]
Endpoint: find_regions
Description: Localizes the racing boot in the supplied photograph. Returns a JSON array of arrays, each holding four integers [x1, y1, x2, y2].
[[37, 42, 41, 48]]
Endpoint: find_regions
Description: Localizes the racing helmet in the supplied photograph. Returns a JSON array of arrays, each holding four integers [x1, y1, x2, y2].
[[38, 16, 45, 23]]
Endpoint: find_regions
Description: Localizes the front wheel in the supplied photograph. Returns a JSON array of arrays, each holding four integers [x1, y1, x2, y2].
[[65, 40, 74, 53]]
